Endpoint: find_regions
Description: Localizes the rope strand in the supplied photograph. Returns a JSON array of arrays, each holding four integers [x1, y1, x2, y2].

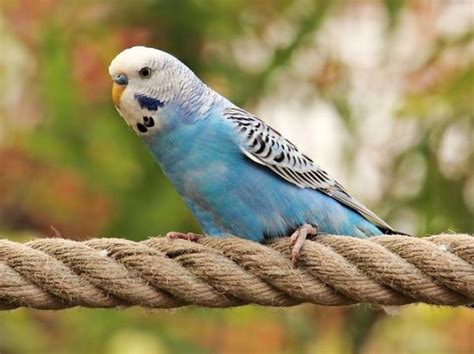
[[0, 234, 472, 310]]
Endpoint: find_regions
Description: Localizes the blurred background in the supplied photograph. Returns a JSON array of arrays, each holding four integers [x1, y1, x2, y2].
[[0, 0, 473, 353]]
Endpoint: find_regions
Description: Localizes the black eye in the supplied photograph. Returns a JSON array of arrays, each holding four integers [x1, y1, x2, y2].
[[139, 67, 152, 79]]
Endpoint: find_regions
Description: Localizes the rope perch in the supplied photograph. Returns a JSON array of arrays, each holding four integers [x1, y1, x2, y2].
[[0, 234, 472, 310]]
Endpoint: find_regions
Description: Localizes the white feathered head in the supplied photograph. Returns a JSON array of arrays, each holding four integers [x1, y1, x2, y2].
[[109, 46, 217, 134]]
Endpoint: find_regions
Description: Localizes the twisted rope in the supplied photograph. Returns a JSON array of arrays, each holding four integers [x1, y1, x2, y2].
[[0, 234, 472, 310]]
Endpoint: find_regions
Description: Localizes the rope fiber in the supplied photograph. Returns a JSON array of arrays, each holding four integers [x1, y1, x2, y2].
[[0, 234, 472, 310]]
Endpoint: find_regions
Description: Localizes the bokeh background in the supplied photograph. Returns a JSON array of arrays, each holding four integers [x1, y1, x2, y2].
[[0, 0, 473, 353]]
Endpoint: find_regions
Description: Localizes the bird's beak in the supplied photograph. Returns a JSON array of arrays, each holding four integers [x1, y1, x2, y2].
[[112, 73, 128, 108]]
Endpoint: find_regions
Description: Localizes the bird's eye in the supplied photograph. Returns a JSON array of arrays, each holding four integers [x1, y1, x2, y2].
[[139, 67, 152, 79]]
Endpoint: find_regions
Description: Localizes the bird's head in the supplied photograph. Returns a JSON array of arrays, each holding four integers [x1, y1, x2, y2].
[[109, 46, 216, 135]]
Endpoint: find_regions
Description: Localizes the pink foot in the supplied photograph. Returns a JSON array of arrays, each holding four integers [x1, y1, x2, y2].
[[166, 231, 203, 242], [290, 224, 318, 266]]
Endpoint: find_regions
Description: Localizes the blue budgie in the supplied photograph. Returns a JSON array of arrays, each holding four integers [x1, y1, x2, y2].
[[109, 46, 400, 264]]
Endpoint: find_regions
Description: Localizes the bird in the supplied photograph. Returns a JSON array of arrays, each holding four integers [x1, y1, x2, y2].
[[109, 46, 400, 264]]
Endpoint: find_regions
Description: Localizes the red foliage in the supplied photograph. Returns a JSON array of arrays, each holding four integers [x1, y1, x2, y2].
[[0, 147, 112, 239], [72, 41, 112, 101]]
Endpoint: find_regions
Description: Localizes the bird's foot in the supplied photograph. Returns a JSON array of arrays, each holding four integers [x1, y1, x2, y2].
[[166, 231, 203, 242], [289, 224, 318, 266]]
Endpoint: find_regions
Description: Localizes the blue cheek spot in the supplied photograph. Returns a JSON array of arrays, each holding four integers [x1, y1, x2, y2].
[[134, 94, 164, 111]]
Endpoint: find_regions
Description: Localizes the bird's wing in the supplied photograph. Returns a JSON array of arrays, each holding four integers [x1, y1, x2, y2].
[[223, 106, 394, 232]]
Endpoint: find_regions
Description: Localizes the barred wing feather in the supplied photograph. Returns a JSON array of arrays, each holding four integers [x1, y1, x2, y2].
[[223, 107, 394, 232]]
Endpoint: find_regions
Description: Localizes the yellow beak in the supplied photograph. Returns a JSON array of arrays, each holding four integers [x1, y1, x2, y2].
[[112, 82, 126, 108]]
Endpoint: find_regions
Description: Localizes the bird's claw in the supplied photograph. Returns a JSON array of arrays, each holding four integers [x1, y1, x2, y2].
[[290, 224, 318, 266], [166, 231, 203, 242]]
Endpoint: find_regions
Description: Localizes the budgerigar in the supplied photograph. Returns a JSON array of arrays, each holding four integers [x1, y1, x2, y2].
[[109, 46, 400, 263]]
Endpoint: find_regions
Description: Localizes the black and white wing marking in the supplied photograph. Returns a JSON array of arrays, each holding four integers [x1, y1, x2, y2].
[[223, 107, 394, 232]]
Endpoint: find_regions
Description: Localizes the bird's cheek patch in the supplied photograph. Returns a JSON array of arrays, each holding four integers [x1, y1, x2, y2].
[[112, 83, 126, 108], [134, 94, 164, 111]]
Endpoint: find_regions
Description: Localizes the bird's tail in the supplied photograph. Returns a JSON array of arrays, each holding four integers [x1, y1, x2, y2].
[[379, 226, 411, 236]]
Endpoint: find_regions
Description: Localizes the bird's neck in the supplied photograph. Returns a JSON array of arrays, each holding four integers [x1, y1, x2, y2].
[[177, 83, 224, 123]]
